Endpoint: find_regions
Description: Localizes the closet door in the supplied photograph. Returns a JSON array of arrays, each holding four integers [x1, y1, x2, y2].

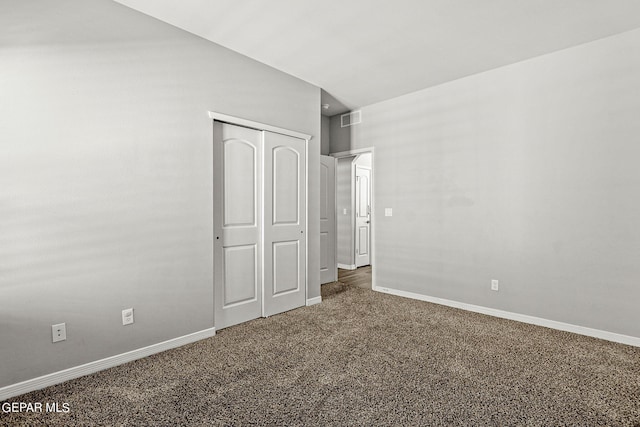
[[263, 131, 307, 317], [213, 122, 263, 329]]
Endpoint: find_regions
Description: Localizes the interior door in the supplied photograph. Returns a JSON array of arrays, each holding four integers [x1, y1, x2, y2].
[[320, 155, 337, 284], [355, 166, 370, 267], [263, 131, 307, 317], [213, 122, 263, 329]]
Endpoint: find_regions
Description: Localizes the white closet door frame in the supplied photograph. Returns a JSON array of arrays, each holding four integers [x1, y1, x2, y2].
[[209, 112, 312, 141], [209, 111, 312, 326]]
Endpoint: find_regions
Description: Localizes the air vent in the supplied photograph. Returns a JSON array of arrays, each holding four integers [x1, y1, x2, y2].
[[341, 110, 361, 127]]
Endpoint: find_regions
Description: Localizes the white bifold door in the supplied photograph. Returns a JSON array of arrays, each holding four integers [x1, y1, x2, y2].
[[213, 121, 307, 329]]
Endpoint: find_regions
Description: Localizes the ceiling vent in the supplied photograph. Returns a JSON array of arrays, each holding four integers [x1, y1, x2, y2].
[[341, 110, 361, 127]]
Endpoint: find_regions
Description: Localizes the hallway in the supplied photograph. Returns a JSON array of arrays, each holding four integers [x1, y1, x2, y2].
[[338, 266, 372, 290]]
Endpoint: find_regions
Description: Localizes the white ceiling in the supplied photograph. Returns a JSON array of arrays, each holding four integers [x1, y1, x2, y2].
[[114, 0, 640, 116]]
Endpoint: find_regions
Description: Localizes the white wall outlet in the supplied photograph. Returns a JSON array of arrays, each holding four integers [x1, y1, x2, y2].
[[343, 208, 348, 215], [491, 280, 499, 291], [122, 308, 134, 326], [385, 208, 393, 217], [52, 323, 66, 343]]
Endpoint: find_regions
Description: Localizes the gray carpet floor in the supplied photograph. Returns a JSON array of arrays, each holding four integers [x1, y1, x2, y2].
[[2, 281, 639, 426]]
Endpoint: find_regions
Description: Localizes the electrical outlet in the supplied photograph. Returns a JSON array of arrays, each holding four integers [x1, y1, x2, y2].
[[122, 308, 134, 326], [52, 323, 66, 343], [491, 280, 499, 291]]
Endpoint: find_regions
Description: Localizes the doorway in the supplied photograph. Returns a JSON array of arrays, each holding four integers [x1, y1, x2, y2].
[[338, 265, 372, 290], [331, 148, 374, 290]]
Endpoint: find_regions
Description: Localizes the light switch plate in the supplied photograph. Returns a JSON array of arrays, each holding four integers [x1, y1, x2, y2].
[[122, 308, 134, 326], [385, 208, 393, 217]]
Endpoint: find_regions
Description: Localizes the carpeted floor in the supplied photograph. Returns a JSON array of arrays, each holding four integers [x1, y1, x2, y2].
[[2, 281, 639, 426]]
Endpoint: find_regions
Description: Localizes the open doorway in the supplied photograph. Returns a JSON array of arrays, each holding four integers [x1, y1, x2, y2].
[[331, 148, 374, 290], [338, 265, 372, 290]]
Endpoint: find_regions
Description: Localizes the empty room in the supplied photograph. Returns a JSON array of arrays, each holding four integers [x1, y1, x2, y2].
[[1, 0, 639, 425]]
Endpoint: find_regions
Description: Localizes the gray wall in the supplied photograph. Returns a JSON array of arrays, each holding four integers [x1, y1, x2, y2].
[[329, 114, 351, 154], [336, 157, 354, 266], [0, 0, 320, 388], [348, 28, 640, 338], [321, 115, 331, 155]]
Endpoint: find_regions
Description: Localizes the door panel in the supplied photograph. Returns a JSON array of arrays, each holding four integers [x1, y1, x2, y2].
[[357, 174, 368, 221], [263, 132, 306, 317], [355, 166, 370, 267], [214, 122, 263, 329], [273, 241, 300, 295], [357, 226, 369, 257], [320, 155, 337, 284], [272, 147, 299, 224], [223, 140, 256, 226], [223, 245, 257, 306], [320, 232, 328, 272]]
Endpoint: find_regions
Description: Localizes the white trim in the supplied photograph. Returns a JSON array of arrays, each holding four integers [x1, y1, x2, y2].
[[337, 263, 357, 270], [0, 327, 216, 401], [330, 147, 372, 158], [305, 124, 309, 313], [208, 111, 312, 141], [373, 286, 640, 348], [351, 161, 356, 267], [306, 296, 322, 306]]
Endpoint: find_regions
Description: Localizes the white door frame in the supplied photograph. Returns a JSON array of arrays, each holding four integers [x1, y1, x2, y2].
[[209, 111, 312, 326], [330, 147, 375, 289]]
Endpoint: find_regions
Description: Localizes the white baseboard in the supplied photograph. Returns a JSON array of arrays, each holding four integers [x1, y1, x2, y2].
[[337, 263, 356, 270], [0, 327, 216, 401], [373, 286, 640, 348], [306, 296, 322, 306]]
